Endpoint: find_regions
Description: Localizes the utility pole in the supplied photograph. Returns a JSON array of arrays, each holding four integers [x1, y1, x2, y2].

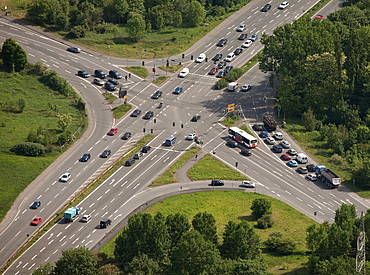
[[356, 211, 365, 274]]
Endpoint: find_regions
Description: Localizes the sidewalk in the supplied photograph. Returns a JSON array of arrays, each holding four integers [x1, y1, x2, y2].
[[174, 147, 207, 183]]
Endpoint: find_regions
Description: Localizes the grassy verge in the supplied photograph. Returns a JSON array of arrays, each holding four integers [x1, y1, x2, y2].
[[126, 66, 148, 78], [100, 191, 314, 274], [103, 92, 118, 104], [222, 113, 242, 127], [158, 64, 182, 73], [112, 104, 132, 119], [153, 76, 169, 85], [150, 146, 200, 186]]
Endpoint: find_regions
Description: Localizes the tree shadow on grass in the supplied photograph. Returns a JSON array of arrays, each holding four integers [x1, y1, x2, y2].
[[237, 214, 255, 222]]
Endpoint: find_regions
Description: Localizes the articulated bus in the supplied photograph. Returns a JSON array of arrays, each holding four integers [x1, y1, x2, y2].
[[228, 127, 258, 148]]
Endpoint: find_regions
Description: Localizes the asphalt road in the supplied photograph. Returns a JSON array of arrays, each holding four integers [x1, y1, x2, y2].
[[0, 0, 363, 273]]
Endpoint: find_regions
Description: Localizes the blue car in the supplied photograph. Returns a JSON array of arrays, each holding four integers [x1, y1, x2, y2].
[[250, 34, 259, 41], [259, 131, 268, 138], [287, 160, 298, 167], [173, 86, 183, 94], [30, 201, 41, 209]]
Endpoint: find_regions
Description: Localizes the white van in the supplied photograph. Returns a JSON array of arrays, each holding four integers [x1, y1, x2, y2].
[[195, 53, 206, 63], [225, 52, 235, 62], [296, 153, 308, 164], [228, 82, 238, 91]]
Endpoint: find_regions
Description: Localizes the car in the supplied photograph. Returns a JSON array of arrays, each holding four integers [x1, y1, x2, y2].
[[178, 68, 189, 77], [226, 140, 238, 148], [306, 164, 316, 172], [77, 70, 90, 78], [278, 1, 289, 9], [131, 109, 142, 117], [100, 149, 111, 158], [100, 219, 112, 228], [94, 69, 107, 79], [261, 3, 271, 12], [281, 154, 291, 161], [93, 78, 104, 86], [240, 180, 255, 188], [242, 40, 253, 48], [216, 70, 226, 78], [208, 67, 218, 75], [109, 70, 122, 79], [81, 215, 91, 222], [30, 201, 41, 209], [266, 137, 275, 145], [133, 151, 143, 159], [107, 128, 118, 136], [59, 172, 71, 182], [241, 84, 252, 91], [216, 38, 228, 47], [141, 146, 151, 153], [211, 179, 224, 186], [280, 140, 290, 148], [273, 132, 283, 140], [297, 167, 308, 174], [80, 153, 91, 162], [186, 133, 198, 140], [240, 148, 252, 156], [224, 66, 234, 73], [144, 111, 154, 119], [121, 132, 131, 140], [249, 34, 259, 41], [67, 47, 81, 53], [315, 14, 324, 19], [218, 61, 226, 69], [238, 33, 248, 40], [272, 144, 283, 153], [287, 149, 297, 155], [173, 86, 183, 94], [104, 82, 116, 91], [225, 53, 235, 62], [191, 115, 201, 122], [125, 158, 135, 166], [152, 90, 162, 99], [306, 174, 317, 181], [287, 160, 298, 167], [259, 131, 269, 138], [30, 217, 42, 226], [236, 24, 247, 32], [234, 48, 243, 55], [253, 124, 265, 131], [195, 53, 206, 63], [107, 78, 119, 85], [212, 53, 223, 61]]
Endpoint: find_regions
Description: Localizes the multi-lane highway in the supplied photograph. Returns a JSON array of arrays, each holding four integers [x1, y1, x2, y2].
[[0, 0, 363, 273]]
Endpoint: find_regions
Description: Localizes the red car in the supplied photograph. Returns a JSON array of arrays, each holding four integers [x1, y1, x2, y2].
[[208, 67, 219, 75], [281, 154, 291, 161], [31, 217, 42, 226], [107, 128, 118, 136], [315, 14, 324, 19]]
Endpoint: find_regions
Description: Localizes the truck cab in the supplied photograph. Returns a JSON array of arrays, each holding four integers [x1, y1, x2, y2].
[[100, 219, 112, 228]]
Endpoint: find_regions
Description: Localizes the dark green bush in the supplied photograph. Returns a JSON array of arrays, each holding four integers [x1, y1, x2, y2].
[[257, 214, 274, 229], [11, 142, 46, 156]]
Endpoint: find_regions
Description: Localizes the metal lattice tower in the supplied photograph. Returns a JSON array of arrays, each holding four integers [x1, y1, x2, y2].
[[356, 212, 365, 274]]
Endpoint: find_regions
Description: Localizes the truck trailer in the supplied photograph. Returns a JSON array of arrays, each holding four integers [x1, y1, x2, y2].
[[315, 165, 340, 188], [63, 206, 80, 222], [263, 115, 277, 132]]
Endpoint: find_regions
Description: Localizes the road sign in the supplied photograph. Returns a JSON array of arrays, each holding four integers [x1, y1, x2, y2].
[[228, 103, 235, 113]]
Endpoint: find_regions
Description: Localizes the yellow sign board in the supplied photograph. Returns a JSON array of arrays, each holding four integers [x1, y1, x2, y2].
[[227, 104, 235, 113]]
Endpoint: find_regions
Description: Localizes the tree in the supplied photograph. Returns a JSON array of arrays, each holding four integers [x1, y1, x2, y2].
[[165, 213, 191, 247], [125, 253, 162, 275], [233, 259, 268, 275], [126, 13, 146, 42], [54, 247, 99, 275], [1, 38, 28, 72], [315, 255, 357, 275], [32, 262, 54, 274], [192, 212, 218, 245], [98, 263, 121, 275], [256, 214, 274, 229], [251, 198, 271, 220], [302, 108, 318, 131], [58, 114, 72, 131], [185, 1, 206, 27]]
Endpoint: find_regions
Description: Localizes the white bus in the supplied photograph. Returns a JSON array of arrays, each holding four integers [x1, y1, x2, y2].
[[228, 127, 258, 148]]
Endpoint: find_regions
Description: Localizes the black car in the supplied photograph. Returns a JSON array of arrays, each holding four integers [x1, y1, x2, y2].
[[125, 158, 135, 166], [77, 70, 90, 78], [224, 66, 234, 73], [241, 149, 252, 156], [100, 219, 112, 228], [272, 145, 283, 153], [144, 111, 154, 119], [121, 132, 131, 140], [226, 140, 238, 148], [30, 201, 41, 209], [94, 69, 107, 79], [216, 70, 226, 78], [234, 48, 243, 55], [238, 33, 248, 40], [134, 152, 143, 159], [216, 38, 228, 47], [109, 70, 122, 79], [100, 149, 111, 158], [218, 61, 226, 69], [105, 82, 116, 91], [212, 53, 223, 61], [191, 115, 201, 122], [152, 90, 162, 99], [107, 78, 119, 85], [211, 179, 224, 186], [80, 153, 91, 162], [261, 3, 271, 12], [142, 145, 151, 153], [306, 164, 316, 172], [252, 124, 265, 131], [131, 109, 141, 117]]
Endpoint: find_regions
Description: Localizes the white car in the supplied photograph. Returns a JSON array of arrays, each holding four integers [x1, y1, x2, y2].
[[287, 148, 297, 155], [273, 132, 283, 140], [81, 215, 91, 222], [186, 133, 198, 140], [241, 40, 253, 48], [306, 174, 317, 181], [178, 68, 189, 78], [59, 173, 71, 182], [266, 137, 275, 145], [281, 140, 290, 148], [236, 24, 247, 32], [225, 53, 235, 62], [240, 180, 255, 188], [195, 53, 206, 63], [278, 1, 289, 9]]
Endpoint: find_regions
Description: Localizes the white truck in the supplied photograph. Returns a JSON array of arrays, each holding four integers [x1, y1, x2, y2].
[[228, 82, 238, 91], [315, 165, 340, 188]]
